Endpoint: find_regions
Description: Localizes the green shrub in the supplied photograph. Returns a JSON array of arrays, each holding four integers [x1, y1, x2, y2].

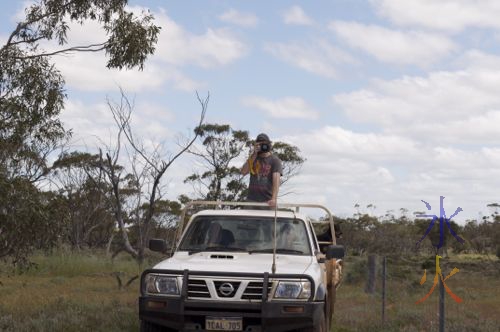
[[344, 258, 367, 284], [421, 256, 435, 271]]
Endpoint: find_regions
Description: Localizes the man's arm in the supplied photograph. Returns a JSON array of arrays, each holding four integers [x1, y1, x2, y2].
[[241, 144, 259, 175], [267, 172, 280, 207]]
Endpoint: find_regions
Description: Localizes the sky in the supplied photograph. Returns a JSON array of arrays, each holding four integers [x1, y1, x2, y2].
[[2, 0, 500, 223]]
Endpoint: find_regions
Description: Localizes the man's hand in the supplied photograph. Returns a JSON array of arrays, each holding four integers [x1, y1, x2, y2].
[[241, 144, 259, 175], [267, 199, 277, 207], [252, 142, 260, 156]]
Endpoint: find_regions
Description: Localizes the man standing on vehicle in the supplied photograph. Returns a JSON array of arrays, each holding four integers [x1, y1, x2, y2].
[[241, 133, 282, 207]]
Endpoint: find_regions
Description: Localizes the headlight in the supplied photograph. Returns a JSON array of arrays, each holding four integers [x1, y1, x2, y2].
[[274, 281, 311, 299], [145, 274, 179, 296]]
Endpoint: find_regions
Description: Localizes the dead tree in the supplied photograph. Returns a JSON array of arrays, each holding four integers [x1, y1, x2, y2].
[[99, 90, 207, 265]]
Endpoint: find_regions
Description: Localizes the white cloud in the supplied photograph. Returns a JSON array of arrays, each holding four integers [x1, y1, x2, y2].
[[219, 9, 258, 27], [371, 0, 500, 33], [333, 51, 500, 144], [482, 147, 500, 165], [265, 39, 356, 78], [400, 147, 500, 204], [454, 49, 500, 70], [285, 126, 420, 163], [280, 127, 405, 216], [282, 5, 314, 26], [329, 21, 457, 66], [243, 96, 319, 120], [61, 100, 119, 149], [397, 111, 500, 144], [55, 52, 200, 92], [279, 127, 499, 222], [261, 121, 277, 133], [61, 99, 175, 150], [155, 10, 248, 68], [286, 159, 396, 204]]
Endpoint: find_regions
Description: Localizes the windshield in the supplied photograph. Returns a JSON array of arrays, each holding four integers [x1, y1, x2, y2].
[[178, 216, 312, 255]]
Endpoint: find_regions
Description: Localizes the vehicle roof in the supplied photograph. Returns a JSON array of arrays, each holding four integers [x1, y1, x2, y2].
[[192, 209, 309, 221]]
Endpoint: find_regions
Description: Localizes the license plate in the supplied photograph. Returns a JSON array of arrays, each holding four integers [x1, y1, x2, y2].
[[206, 317, 242, 331]]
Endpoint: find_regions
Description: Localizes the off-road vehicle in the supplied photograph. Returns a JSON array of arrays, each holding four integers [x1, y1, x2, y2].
[[139, 201, 344, 332]]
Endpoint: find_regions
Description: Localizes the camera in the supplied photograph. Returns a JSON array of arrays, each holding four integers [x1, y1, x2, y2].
[[259, 143, 270, 152]]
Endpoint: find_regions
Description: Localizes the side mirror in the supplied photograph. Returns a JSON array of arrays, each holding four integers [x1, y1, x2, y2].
[[326, 245, 345, 260], [149, 239, 170, 253], [315, 250, 326, 263]]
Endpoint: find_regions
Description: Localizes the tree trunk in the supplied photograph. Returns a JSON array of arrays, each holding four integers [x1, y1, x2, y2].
[[106, 232, 115, 256]]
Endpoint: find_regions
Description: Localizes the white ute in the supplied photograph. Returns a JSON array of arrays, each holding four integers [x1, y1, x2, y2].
[[139, 201, 344, 332]]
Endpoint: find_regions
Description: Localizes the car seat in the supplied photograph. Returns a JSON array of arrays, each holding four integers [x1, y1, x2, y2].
[[219, 229, 235, 246]]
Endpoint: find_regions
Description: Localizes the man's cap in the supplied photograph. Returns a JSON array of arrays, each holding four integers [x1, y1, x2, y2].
[[256, 133, 270, 143]]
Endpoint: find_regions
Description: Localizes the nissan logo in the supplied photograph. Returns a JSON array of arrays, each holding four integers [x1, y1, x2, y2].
[[219, 282, 235, 296]]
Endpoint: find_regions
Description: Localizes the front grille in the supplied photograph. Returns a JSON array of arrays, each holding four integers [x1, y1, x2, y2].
[[187, 279, 210, 298], [214, 281, 241, 298], [186, 278, 273, 301], [242, 281, 273, 300]]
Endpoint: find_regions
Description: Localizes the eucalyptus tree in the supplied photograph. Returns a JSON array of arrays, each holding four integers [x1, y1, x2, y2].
[[51, 151, 116, 249], [0, 0, 160, 264], [1, 0, 160, 181], [185, 124, 250, 201], [185, 124, 305, 201]]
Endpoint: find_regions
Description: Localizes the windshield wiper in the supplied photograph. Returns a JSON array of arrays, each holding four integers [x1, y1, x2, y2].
[[249, 248, 304, 255], [187, 246, 247, 255]]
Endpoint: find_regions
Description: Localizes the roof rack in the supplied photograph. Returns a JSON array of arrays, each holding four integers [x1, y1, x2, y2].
[[174, 201, 337, 249]]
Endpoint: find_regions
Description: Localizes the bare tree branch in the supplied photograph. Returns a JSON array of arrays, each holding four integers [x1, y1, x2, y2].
[[13, 43, 107, 60], [100, 89, 208, 264]]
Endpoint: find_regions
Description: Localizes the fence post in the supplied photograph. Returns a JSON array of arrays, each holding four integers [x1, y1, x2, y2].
[[382, 256, 386, 323], [365, 254, 376, 294], [437, 246, 445, 332], [439, 259, 445, 332]]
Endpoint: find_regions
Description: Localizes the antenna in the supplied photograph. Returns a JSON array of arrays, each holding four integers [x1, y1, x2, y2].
[[272, 200, 278, 275]]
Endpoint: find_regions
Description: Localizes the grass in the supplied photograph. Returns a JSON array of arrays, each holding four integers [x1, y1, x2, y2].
[[0, 249, 144, 332], [1, 251, 499, 331], [332, 255, 500, 332], [17, 249, 143, 277]]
